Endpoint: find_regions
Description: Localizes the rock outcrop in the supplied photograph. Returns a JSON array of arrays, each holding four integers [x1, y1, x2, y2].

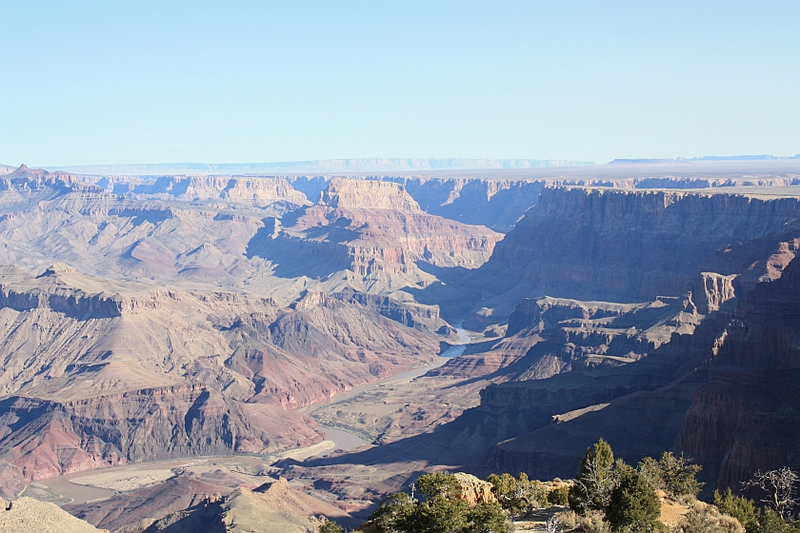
[[690, 272, 738, 314], [452, 472, 497, 505], [248, 178, 502, 283]]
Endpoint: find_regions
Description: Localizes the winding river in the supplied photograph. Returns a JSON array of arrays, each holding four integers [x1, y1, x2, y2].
[[309, 323, 470, 457], [34, 324, 471, 504]]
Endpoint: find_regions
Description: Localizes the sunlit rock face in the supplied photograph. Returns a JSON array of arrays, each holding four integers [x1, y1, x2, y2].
[[248, 178, 502, 282]]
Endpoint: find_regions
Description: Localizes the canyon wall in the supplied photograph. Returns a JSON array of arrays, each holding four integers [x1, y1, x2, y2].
[[477, 187, 800, 302], [676, 257, 800, 491]]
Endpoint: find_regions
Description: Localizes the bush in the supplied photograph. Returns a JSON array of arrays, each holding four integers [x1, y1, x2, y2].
[[637, 452, 703, 501], [409, 496, 470, 533], [550, 510, 612, 533], [319, 520, 345, 533], [747, 508, 800, 533], [605, 464, 661, 532], [370, 492, 416, 533], [549, 485, 571, 506], [675, 501, 744, 533], [415, 472, 460, 502], [713, 488, 756, 529], [466, 501, 513, 533], [371, 472, 512, 533], [487, 472, 547, 516]]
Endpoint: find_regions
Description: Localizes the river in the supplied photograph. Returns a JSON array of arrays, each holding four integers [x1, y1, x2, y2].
[[34, 324, 471, 503], [309, 323, 470, 457]]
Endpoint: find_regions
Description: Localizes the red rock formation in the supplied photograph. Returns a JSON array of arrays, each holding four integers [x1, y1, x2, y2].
[[452, 472, 497, 505], [250, 178, 502, 279]]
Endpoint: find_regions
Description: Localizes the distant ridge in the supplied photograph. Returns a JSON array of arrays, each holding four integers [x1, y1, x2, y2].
[[46, 158, 594, 176], [609, 158, 676, 164], [610, 154, 800, 164]]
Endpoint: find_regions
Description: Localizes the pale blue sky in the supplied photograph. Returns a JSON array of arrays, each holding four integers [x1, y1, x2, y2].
[[1, 0, 798, 166]]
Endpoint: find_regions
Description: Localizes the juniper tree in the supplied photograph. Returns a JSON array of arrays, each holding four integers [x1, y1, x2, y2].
[[569, 438, 616, 514], [743, 467, 799, 522]]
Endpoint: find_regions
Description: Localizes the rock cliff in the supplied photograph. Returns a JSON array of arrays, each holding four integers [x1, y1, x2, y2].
[[676, 257, 800, 491], [103, 175, 309, 206], [476, 186, 800, 302]]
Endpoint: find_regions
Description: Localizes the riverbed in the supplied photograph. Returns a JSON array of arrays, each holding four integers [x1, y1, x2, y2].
[[307, 323, 471, 456]]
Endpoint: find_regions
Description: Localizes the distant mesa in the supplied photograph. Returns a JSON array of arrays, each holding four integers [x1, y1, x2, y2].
[[319, 178, 422, 211], [45, 157, 595, 176], [609, 158, 678, 164], [610, 154, 797, 164]]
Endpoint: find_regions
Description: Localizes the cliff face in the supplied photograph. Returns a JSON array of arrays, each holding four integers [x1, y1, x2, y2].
[[479, 187, 800, 302], [0, 384, 320, 482], [691, 272, 738, 314], [320, 178, 422, 211], [106, 175, 309, 206], [331, 288, 449, 333], [248, 178, 502, 282], [483, 312, 729, 480], [676, 257, 800, 490], [477, 260, 800, 486], [396, 178, 547, 232]]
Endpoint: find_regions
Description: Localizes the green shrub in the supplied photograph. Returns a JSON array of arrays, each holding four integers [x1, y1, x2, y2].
[[415, 472, 460, 502], [370, 492, 416, 533], [675, 501, 744, 533], [712, 488, 756, 529], [487, 472, 547, 516], [605, 464, 660, 532], [747, 508, 800, 533], [637, 452, 703, 501], [319, 520, 345, 533], [409, 496, 470, 533], [548, 485, 571, 506], [656, 452, 703, 501], [466, 501, 513, 533]]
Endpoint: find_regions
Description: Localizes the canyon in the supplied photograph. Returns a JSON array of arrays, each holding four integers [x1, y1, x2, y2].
[[0, 159, 798, 531]]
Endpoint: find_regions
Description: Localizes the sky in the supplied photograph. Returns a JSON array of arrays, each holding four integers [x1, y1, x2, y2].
[[1, 0, 798, 166]]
